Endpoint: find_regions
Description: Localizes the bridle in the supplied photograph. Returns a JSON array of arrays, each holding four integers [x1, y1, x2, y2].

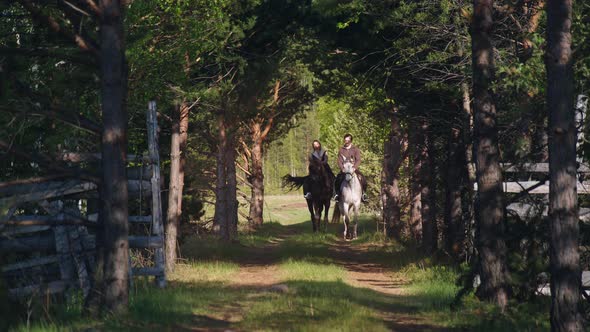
[[342, 160, 356, 182]]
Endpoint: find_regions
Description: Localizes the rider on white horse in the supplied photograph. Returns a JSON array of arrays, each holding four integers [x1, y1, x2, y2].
[[333, 134, 368, 202]]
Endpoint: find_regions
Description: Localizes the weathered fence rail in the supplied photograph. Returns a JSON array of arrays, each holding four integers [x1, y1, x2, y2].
[[471, 94, 590, 296], [0, 101, 166, 299]]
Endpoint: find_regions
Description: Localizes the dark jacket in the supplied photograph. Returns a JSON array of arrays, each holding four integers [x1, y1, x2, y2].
[[309, 149, 328, 164], [337, 145, 361, 171]]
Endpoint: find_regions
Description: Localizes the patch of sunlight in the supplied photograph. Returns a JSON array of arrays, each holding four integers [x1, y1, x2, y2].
[[280, 258, 345, 282], [239, 280, 390, 332], [170, 261, 239, 283], [400, 264, 459, 310]]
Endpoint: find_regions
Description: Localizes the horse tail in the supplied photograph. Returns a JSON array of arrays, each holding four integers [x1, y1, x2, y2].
[[331, 203, 341, 223], [282, 174, 307, 191]]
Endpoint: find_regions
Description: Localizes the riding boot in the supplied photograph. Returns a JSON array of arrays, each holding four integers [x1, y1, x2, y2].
[[355, 170, 369, 202]]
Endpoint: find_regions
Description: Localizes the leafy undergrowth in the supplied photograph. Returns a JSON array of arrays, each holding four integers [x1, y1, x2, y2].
[[399, 263, 551, 331], [6, 199, 552, 331]]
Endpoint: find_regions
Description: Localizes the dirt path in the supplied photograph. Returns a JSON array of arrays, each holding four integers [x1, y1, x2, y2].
[[230, 229, 298, 288], [219, 231, 449, 331], [330, 239, 407, 296], [329, 240, 449, 331]]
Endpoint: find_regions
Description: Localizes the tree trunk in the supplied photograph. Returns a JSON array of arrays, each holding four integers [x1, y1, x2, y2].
[[471, 0, 509, 310], [409, 121, 424, 243], [420, 120, 437, 254], [213, 112, 238, 241], [246, 81, 279, 226], [461, 83, 477, 260], [165, 103, 189, 272], [177, 103, 189, 214], [532, 111, 549, 162], [213, 113, 228, 237], [382, 110, 404, 240], [84, 198, 104, 314], [98, 0, 129, 314], [248, 122, 265, 226], [445, 124, 466, 259], [546, 0, 583, 330], [226, 141, 238, 239]]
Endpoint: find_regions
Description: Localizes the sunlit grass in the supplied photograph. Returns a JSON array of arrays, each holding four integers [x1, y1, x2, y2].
[[398, 263, 551, 331], [263, 195, 311, 225], [6, 196, 555, 331], [401, 264, 460, 309], [169, 261, 239, 283], [280, 258, 344, 282], [239, 280, 391, 332]]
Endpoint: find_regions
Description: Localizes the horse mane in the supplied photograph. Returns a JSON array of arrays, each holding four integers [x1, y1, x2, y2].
[[308, 157, 325, 176]]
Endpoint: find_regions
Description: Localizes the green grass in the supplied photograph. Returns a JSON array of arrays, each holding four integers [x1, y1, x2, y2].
[[7, 195, 556, 331], [398, 263, 551, 331], [263, 195, 311, 226], [280, 258, 345, 282], [401, 264, 460, 310], [239, 280, 392, 332], [169, 261, 239, 283]]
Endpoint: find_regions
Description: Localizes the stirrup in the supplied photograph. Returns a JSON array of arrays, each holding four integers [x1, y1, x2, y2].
[[333, 194, 339, 202], [361, 193, 368, 202], [304, 192, 312, 200]]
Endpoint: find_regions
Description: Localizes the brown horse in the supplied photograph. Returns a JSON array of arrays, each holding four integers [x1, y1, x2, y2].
[[282, 158, 334, 232]]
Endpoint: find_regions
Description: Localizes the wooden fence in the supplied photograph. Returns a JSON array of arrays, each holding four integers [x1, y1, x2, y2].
[[0, 101, 166, 299], [472, 94, 590, 296]]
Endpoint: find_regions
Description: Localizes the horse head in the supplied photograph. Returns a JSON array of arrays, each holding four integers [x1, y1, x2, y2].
[[309, 157, 325, 180], [342, 158, 355, 182]]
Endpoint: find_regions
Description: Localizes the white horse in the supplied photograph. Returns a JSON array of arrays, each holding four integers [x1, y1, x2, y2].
[[338, 158, 362, 240]]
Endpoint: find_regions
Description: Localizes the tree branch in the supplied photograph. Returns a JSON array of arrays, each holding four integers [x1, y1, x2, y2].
[[260, 80, 280, 140], [0, 47, 97, 67], [235, 161, 252, 177], [0, 106, 101, 135], [16, 0, 99, 57]]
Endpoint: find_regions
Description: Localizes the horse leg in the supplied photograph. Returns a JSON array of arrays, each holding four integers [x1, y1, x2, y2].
[[314, 204, 321, 233], [323, 200, 330, 233], [307, 200, 316, 232], [342, 202, 349, 240], [352, 203, 360, 240]]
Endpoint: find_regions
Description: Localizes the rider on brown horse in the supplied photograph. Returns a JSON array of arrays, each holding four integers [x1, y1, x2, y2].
[[333, 134, 368, 202], [303, 140, 334, 200]]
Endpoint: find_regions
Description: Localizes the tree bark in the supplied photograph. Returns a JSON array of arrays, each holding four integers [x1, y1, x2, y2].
[[98, 0, 129, 314], [461, 83, 477, 260], [248, 121, 265, 226], [226, 141, 238, 239], [246, 80, 279, 226], [381, 110, 404, 240], [213, 112, 238, 241], [409, 121, 424, 243], [420, 120, 437, 254], [213, 113, 228, 237], [445, 125, 466, 259], [165, 103, 189, 273], [177, 103, 189, 215], [471, 0, 509, 310], [546, 0, 583, 330]]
